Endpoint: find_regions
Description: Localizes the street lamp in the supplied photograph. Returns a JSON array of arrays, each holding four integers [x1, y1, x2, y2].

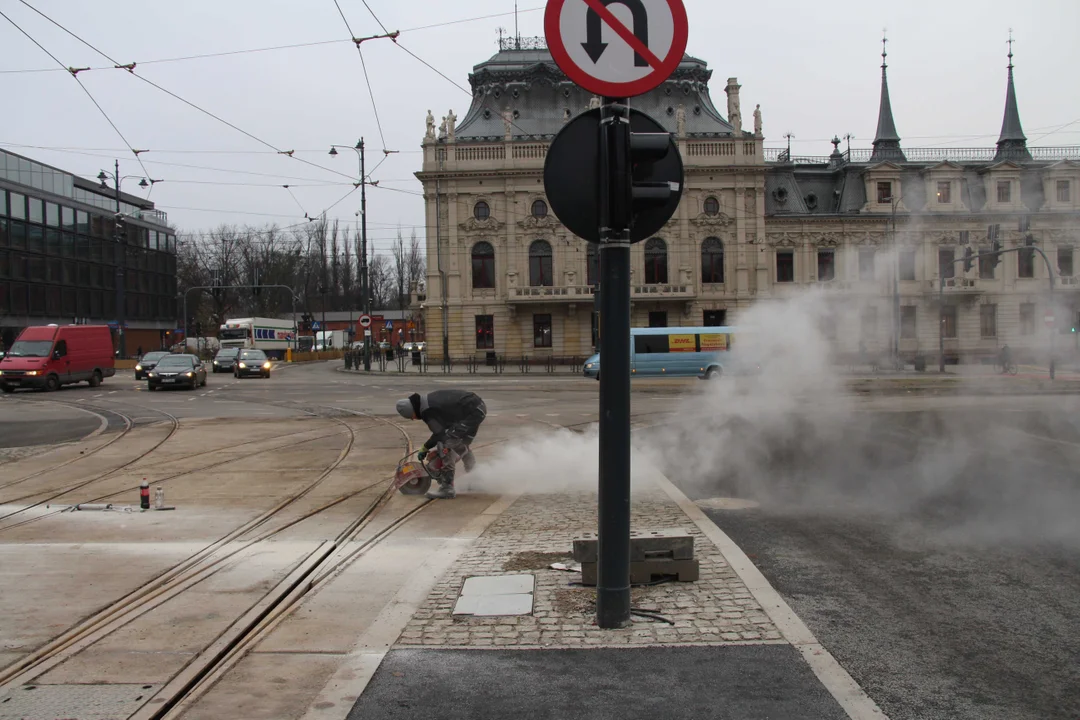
[[885, 194, 904, 371], [97, 161, 158, 359], [328, 139, 379, 371]]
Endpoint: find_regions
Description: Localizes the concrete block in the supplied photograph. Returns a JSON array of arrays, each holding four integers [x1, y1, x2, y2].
[[572, 528, 695, 563], [579, 558, 700, 586]]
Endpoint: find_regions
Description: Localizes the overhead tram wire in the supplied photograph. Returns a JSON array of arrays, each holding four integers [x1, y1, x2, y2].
[[15, 0, 360, 186], [0, 9, 152, 180], [0, 7, 545, 75], [331, 0, 392, 152]]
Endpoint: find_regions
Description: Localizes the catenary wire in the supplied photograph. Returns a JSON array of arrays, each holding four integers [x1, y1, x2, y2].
[[331, 0, 388, 151], [15, 0, 363, 185], [0, 8, 152, 180]]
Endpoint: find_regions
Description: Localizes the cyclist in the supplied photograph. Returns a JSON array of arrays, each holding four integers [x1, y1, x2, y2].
[[395, 389, 487, 499]]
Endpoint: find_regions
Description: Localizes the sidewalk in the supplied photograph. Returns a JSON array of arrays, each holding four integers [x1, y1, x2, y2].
[[304, 475, 883, 720]]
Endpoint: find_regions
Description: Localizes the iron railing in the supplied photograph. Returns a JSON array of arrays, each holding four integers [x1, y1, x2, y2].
[[764, 146, 1080, 165]]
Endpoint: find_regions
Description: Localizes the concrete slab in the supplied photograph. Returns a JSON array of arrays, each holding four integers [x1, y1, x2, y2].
[[452, 593, 533, 616], [347, 646, 848, 720], [459, 574, 534, 596]]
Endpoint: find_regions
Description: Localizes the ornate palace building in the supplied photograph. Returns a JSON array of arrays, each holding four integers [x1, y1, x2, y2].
[[414, 38, 1080, 365]]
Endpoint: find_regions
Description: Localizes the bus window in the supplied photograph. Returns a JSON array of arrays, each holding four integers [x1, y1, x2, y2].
[[634, 335, 669, 354]]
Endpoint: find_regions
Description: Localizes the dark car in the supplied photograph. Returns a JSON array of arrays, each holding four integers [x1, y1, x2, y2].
[[148, 354, 207, 391], [234, 349, 270, 379], [135, 351, 171, 380], [212, 347, 241, 373]]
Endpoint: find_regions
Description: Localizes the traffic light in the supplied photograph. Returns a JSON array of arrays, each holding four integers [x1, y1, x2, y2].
[[629, 131, 679, 231], [990, 239, 1003, 268], [962, 246, 974, 273]]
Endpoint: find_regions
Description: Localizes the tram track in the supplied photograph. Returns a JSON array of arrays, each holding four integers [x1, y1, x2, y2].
[[0, 400, 429, 720]]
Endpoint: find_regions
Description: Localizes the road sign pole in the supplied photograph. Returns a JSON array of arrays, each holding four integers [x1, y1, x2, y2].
[[596, 98, 632, 630]]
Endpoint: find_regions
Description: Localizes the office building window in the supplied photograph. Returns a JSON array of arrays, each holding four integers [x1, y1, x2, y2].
[[648, 311, 668, 328], [997, 180, 1011, 203], [533, 314, 552, 348], [9, 193, 25, 220], [528, 240, 553, 287], [45, 202, 59, 227], [28, 198, 43, 224], [979, 254, 996, 280], [902, 306, 917, 339], [942, 305, 958, 339], [703, 309, 726, 327], [475, 315, 494, 349], [936, 181, 951, 203], [471, 241, 495, 289], [980, 304, 997, 338], [586, 243, 598, 286], [701, 237, 724, 283], [1057, 180, 1071, 203], [858, 249, 875, 281], [531, 199, 548, 217], [899, 249, 916, 281], [876, 181, 892, 204], [473, 201, 490, 220], [939, 248, 956, 279], [817, 250, 835, 282], [1059, 247, 1074, 277], [703, 196, 720, 215], [1020, 303, 1035, 335], [1019, 247, 1035, 278], [644, 238, 668, 284], [776, 251, 794, 282]]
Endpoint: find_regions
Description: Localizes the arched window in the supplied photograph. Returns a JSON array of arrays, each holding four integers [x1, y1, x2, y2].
[[473, 201, 490, 220], [471, 241, 495, 289], [532, 199, 548, 218], [701, 237, 724, 284], [703, 196, 720, 215], [586, 243, 598, 286], [644, 238, 668, 285], [529, 240, 553, 287]]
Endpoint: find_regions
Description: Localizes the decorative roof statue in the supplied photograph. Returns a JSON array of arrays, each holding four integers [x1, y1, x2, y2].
[[502, 107, 513, 140], [753, 104, 762, 136], [675, 104, 686, 138], [438, 116, 447, 138], [425, 110, 435, 141], [446, 109, 457, 142]]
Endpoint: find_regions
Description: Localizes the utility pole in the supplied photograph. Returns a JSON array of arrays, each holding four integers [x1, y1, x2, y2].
[[360, 139, 372, 371], [112, 160, 126, 359]]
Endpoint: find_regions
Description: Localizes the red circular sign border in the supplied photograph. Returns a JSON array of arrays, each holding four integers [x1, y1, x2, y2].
[[544, 0, 689, 98]]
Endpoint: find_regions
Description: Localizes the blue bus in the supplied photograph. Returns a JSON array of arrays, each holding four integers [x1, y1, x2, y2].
[[582, 326, 738, 381]]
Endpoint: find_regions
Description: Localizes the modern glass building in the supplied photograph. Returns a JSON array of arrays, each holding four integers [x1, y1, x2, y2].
[[0, 149, 178, 354]]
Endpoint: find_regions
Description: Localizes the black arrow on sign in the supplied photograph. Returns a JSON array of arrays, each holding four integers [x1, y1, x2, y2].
[[582, 0, 649, 67]]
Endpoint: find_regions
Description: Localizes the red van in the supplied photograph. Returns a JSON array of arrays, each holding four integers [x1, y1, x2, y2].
[[0, 325, 116, 393]]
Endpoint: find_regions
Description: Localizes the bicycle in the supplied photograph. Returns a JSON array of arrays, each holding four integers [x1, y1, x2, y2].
[[1000, 361, 1018, 376]]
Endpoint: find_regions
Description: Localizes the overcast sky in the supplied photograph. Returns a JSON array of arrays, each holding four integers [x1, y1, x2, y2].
[[2, 0, 1077, 251]]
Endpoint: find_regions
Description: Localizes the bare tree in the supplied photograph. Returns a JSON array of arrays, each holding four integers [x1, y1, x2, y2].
[[391, 229, 427, 311]]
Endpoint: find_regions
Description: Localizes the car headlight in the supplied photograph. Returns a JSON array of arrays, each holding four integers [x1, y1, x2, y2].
[[135, 364, 143, 371], [262, 362, 271, 369], [238, 362, 246, 369], [26, 371, 38, 376], [213, 361, 219, 365], [585, 363, 593, 369], [185, 371, 194, 377], [148, 372, 157, 378]]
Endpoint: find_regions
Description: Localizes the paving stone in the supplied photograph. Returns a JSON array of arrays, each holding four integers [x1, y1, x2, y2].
[[392, 490, 779, 649]]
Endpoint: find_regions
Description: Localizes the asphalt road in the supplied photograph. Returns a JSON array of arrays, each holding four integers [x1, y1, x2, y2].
[[660, 406, 1080, 720]]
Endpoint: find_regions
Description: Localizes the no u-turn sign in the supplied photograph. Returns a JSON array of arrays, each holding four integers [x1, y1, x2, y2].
[[545, 0, 689, 98]]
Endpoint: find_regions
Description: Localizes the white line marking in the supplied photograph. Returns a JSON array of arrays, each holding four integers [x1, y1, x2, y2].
[[108, 391, 117, 395], [299, 494, 520, 720], [545, 413, 560, 417], [651, 473, 888, 720], [92, 394, 103, 398]]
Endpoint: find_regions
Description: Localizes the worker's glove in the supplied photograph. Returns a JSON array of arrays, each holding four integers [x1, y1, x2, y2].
[[417, 446, 428, 461]]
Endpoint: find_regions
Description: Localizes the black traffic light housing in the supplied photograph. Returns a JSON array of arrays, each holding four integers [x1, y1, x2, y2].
[[990, 239, 1003, 267], [628, 131, 681, 238], [962, 246, 974, 273]]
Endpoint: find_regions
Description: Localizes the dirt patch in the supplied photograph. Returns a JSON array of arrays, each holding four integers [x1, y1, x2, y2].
[[553, 587, 594, 616], [502, 551, 573, 572]]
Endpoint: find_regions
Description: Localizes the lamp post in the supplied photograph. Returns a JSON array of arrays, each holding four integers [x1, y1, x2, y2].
[[97, 162, 158, 359], [886, 194, 904, 371], [329, 140, 380, 371]]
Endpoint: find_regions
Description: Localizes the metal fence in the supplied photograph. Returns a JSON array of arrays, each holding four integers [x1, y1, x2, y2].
[[341, 350, 585, 375]]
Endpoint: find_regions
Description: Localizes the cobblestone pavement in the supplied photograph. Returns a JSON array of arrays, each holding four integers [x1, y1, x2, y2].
[[397, 488, 781, 649]]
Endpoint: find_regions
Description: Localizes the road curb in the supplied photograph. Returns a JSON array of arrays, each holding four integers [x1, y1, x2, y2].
[[650, 473, 889, 720]]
